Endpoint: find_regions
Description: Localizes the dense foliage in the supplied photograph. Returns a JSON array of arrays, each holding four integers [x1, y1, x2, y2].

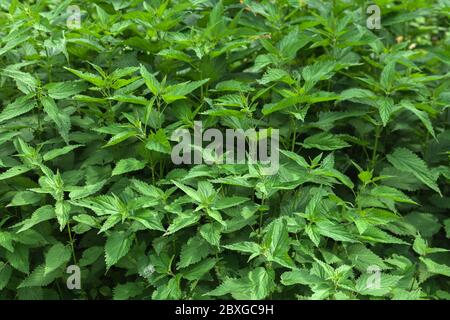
[[0, 0, 449, 300]]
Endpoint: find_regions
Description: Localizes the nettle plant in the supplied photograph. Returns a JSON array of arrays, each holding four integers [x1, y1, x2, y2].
[[0, 0, 449, 300]]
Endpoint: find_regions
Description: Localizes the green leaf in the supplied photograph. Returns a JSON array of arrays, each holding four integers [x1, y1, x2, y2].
[[6, 244, 29, 274], [66, 38, 104, 52], [70, 195, 123, 216], [356, 273, 402, 296], [314, 168, 355, 189], [158, 49, 192, 63], [278, 30, 310, 60], [131, 179, 163, 198], [302, 60, 336, 90], [109, 95, 149, 105], [18, 264, 59, 288], [0, 231, 14, 252], [69, 180, 107, 200], [0, 263, 12, 290], [103, 130, 137, 148], [199, 222, 222, 246], [105, 231, 132, 269], [347, 244, 387, 272], [400, 100, 436, 138], [172, 181, 201, 203], [73, 94, 107, 103], [146, 129, 171, 154], [2, 68, 38, 93], [316, 220, 359, 243], [224, 242, 261, 256], [44, 243, 71, 275], [99, 214, 121, 233], [0, 95, 36, 123], [420, 257, 450, 277], [263, 218, 295, 268], [113, 282, 145, 300], [215, 80, 252, 92], [16, 205, 55, 233], [45, 81, 87, 99], [43, 144, 83, 161], [404, 212, 441, 238], [359, 226, 408, 245], [7, 191, 41, 207], [339, 88, 376, 100], [246, 267, 274, 299], [213, 196, 248, 210], [41, 96, 71, 144], [207, 267, 273, 299], [258, 68, 290, 84], [387, 148, 441, 195], [444, 219, 450, 238], [0, 32, 29, 56], [64, 67, 105, 87], [181, 258, 217, 281], [79, 246, 103, 267], [177, 236, 210, 269], [140, 65, 161, 95], [55, 201, 70, 231], [280, 269, 322, 286], [380, 61, 396, 91], [370, 185, 417, 204], [130, 210, 164, 231], [377, 96, 394, 126], [302, 132, 350, 150], [162, 79, 209, 103], [280, 149, 309, 167], [73, 214, 99, 228], [165, 212, 200, 235], [112, 158, 146, 176], [262, 95, 304, 115]]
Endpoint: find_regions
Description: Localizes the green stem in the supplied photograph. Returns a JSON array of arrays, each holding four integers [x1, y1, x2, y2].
[[55, 280, 63, 299], [150, 161, 156, 184], [291, 117, 297, 152], [67, 222, 77, 264], [371, 126, 381, 170], [258, 197, 266, 237]]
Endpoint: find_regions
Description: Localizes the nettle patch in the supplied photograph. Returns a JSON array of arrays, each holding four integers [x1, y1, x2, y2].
[[0, 0, 449, 300]]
